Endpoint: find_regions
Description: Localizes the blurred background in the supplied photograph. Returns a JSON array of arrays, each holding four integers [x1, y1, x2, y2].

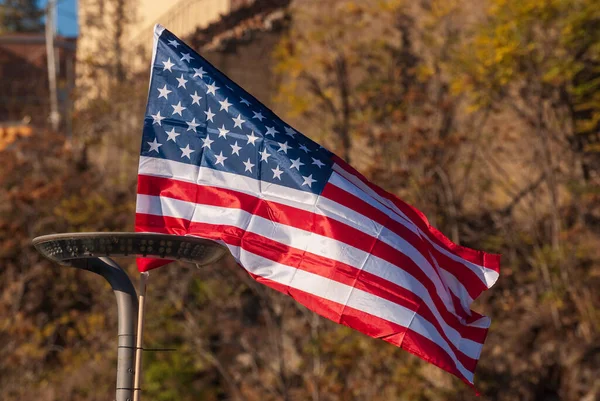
[[1, 0, 599, 400]]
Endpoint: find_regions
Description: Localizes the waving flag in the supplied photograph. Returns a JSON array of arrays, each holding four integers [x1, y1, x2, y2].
[[135, 24, 500, 388]]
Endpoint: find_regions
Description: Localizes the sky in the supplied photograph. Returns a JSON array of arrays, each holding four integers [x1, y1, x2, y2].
[[38, 0, 78, 37]]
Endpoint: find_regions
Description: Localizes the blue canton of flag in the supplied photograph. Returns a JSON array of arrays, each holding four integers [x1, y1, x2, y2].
[[141, 26, 332, 195]]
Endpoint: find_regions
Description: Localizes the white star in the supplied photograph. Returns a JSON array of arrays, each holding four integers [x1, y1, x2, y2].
[[157, 84, 171, 99], [217, 124, 229, 138], [260, 148, 271, 162], [162, 58, 174, 72], [190, 91, 202, 105], [214, 151, 227, 166], [230, 141, 242, 156], [243, 158, 255, 173], [180, 144, 194, 159], [147, 138, 162, 153], [284, 127, 298, 137], [201, 135, 214, 149], [252, 111, 265, 121], [302, 174, 316, 188], [240, 97, 251, 106], [166, 127, 180, 142], [168, 39, 180, 48], [277, 141, 292, 153], [176, 74, 188, 89], [180, 52, 193, 63], [186, 118, 200, 132], [232, 114, 245, 129], [312, 157, 325, 168], [204, 108, 215, 122], [171, 101, 186, 116], [290, 157, 304, 170], [299, 144, 310, 153], [246, 131, 259, 146], [219, 98, 232, 112], [265, 126, 278, 137], [271, 165, 284, 180], [151, 111, 165, 126], [193, 67, 206, 78], [206, 82, 219, 95]]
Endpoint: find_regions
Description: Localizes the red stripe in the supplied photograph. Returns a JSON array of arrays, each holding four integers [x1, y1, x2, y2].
[[135, 212, 484, 371], [401, 330, 476, 389], [137, 175, 488, 340], [324, 182, 488, 322], [332, 156, 500, 273], [257, 273, 476, 387], [322, 182, 488, 301], [135, 213, 476, 385], [137, 257, 171, 272]]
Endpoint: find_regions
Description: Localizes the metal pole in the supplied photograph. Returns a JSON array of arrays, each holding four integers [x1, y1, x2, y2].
[[133, 272, 149, 401], [71, 257, 138, 401], [45, 0, 60, 131]]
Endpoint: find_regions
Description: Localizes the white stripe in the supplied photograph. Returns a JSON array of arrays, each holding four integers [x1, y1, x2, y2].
[[139, 157, 488, 324], [328, 172, 476, 311], [332, 163, 500, 288], [136, 194, 485, 360], [328, 172, 419, 235], [139, 156, 319, 207], [430, 240, 500, 288], [469, 316, 491, 329], [146, 24, 165, 100], [198, 240, 473, 381]]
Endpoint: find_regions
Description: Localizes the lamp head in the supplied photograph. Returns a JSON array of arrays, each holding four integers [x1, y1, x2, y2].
[[32, 232, 227, 267]]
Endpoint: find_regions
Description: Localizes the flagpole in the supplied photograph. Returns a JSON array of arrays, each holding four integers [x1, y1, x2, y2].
[[133, 272, 149, 401]]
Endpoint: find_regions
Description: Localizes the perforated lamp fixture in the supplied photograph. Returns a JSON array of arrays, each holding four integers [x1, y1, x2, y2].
[[33, 232, 228, 266]]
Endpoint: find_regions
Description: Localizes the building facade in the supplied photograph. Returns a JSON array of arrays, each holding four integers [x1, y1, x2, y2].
[[0, 34, 76, 125], [76, 0, 248, 102]]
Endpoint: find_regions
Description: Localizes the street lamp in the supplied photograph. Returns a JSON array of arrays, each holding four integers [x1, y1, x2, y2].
[[33, 232, 228, 401]]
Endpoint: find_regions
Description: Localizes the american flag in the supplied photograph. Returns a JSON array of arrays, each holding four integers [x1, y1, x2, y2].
[[135, 24, 500, 388]]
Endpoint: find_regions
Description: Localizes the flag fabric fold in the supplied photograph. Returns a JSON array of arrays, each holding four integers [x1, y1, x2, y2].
[[135, 24, 500, 388]]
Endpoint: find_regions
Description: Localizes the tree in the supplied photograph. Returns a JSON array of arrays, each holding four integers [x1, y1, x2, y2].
[[274, 0, 478, 240], [453, 0, 600, 252], [0, 0, 44, 33]]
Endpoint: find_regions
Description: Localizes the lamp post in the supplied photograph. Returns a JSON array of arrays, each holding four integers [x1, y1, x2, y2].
[[33, 232, 227, 401]]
